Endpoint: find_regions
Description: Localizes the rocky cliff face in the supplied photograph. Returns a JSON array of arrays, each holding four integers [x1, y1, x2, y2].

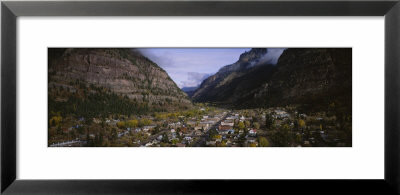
[[48, 48, 192, 116], [193, 48, 352, 112], [258, 48, 352, 110]]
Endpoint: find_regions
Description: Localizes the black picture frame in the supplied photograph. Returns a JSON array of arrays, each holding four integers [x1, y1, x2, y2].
[[1, 0, 399, 194]]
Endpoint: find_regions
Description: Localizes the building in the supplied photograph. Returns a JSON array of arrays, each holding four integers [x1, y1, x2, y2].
[[193, 130, 202, 136], [226, 116, 237, 120], [184, 137, 192, 141], [195, 122, 209, 130], [180, 127, 188, 133], [176, 143, 186, 147], [274, 110, 290, 119], [143, 125, 156, 130], [249, 129, 257, 136], [219, 125, 231, 130], [186, 120, 197, 127], [206, 141, 216, 146], [247, 137, 257, 143], [221, 120, 234, 126], [218, 129, 229, 134]]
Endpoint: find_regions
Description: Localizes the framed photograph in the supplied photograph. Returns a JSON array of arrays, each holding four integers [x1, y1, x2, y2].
[[2, 0, 399, 194]]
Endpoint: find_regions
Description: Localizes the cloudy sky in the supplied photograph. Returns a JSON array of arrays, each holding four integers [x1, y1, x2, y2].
[[138, 48, 284, 88]]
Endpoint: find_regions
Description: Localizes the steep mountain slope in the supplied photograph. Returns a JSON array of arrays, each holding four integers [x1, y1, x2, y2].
[[256, 48, 352, 111], [192, 48, 271, 102], [48, 48, 192, 117], [193, 48, 352, 112]]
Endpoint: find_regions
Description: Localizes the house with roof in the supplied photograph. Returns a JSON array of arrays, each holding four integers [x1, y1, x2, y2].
[[221, 120, 234, 127], [143, 125, 156, 131], [152, 139, 160, 145], [206, 141, 216, 146], [246, 137, 258, 144], [226, 116, 237, 120], [249, 129, 257, 136], [193, 130, 202, 136], [186, 120, 197, 128], [195, 122, 209, 131], [176, 143, 186, 147], [218, 129, 229, 135], [274, 110, 290, 119], [219, 125, 231, 130], [184, 137, 192, 141]]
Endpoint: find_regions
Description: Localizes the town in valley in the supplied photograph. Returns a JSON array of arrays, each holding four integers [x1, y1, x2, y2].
[[48, 48, 352, 147], [49, 104, 351, 147]]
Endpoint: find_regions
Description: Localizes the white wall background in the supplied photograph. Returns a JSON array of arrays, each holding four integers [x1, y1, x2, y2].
[[17, 17, 384, 179]]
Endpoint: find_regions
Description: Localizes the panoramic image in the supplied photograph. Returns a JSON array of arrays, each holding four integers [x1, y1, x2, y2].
[[48, 48, 352, 147]]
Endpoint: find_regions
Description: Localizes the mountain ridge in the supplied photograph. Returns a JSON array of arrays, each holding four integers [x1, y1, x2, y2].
[[48, 48, 192, 118], [193, 48, 352, 113], [192, 48, 271, 100]]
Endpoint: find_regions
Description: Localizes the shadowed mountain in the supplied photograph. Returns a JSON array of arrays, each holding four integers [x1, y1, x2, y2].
[[48, 48, 192, 118], [193, 48, 352, 113]]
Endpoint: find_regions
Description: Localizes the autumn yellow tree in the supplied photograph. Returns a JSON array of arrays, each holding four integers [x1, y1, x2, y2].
[[50, 116, 62, 127], [298, 119, 306, 129], [217, 140, 227, 147], [245, 120, 251, 128], [249, 143, 257, 147], [139, 118, 152, 127], [116, 121, 126, 129], [126, 119, 139, 128], [238, 121, 245, 130], [259, 137, 270, 147]]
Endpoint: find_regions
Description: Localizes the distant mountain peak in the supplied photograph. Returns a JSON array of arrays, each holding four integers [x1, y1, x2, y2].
[[181, 86, 199, 98], [238, 48, 268, 62], [218, 48, 269, 73]]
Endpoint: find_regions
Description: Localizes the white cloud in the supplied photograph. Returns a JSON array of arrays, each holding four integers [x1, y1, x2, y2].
[[259, 48, 285, 65], [138, 48, 250, 88]]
